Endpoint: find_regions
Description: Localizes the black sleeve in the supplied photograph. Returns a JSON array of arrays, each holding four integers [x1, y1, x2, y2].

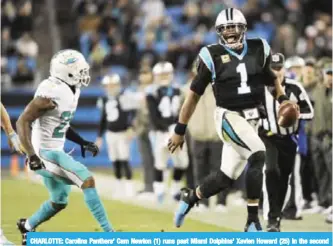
[[146, 95, 169, 131], [263, 53, 277, 86], [190, 57, 212, 95], [98, 100, 107, 137], [295, 84, 314, 120], [66, 127, 87, 145]]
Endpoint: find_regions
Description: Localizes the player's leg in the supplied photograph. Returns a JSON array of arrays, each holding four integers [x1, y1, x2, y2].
[[40, 149, 113, 232], [152, 131, 169, 202], [117, 132, 134, 197], [192, 140, 210, 208], [174, 144, 239, 227], [221, 112, 266, 231], [17, 175, 70, 245], [261, 135, 281, 231], [175, 111, 266, 229], [106, 131, 122, 196], [277, 140, 297, 221], [170, 141, 189, 200]]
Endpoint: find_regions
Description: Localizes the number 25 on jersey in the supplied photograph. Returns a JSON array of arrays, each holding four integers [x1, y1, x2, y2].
[[52, 111, 74, 138]]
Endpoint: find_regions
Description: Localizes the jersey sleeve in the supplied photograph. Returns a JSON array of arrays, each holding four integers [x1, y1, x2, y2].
[[294, 82, 314, 120], [259, 39, 277, 86], [190, 55, 213, 96], [34, 81, 60, 105]]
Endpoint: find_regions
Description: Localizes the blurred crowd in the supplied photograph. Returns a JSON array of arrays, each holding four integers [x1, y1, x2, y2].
[[72, 0, 332, 84], [1, 0, 38, 87]]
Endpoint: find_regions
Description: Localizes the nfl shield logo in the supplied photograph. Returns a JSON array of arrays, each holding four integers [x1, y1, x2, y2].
[[221, 55, 231, 63]]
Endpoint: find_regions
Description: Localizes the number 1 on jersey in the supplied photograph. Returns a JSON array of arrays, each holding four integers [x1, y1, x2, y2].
[[237, 63, 251, 94]]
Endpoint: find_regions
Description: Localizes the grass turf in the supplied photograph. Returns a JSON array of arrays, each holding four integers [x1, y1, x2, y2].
[[1, 178, 229, 245]]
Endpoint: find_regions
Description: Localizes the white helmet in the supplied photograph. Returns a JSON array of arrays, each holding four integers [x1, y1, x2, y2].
[[215, 8, 247, 49], [50, 49, 91, 87], [152, 61, 174, 85], [101, 74, 121, 85], [101, 74, 121, 96]]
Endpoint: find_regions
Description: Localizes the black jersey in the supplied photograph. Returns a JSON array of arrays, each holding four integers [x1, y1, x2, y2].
[[146, 84, 182, 132], [190, 38, 277, 111], [98, 91, 135, 135]]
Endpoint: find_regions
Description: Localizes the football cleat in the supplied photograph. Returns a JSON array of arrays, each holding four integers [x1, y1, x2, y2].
[[17, 218, 34, 245], [267, 219, 281, 232], [244, 220, 263, 232], [174, 188, 197, 228]]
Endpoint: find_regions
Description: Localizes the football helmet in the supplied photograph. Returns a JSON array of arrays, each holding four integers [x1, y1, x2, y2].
[[215, 8, 247, 50], [152, 61, 174, 86], [50, 49, 90, 87], [101, 74, 121, 96]]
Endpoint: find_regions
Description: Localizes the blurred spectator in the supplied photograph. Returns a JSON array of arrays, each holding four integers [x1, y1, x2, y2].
[[1, 28, 15, 56], [301, 57, 319, 208], [89, 32, 110, 66], [134, 67, 155, 195], [78, 1, 101, 33], [11, 1, 33, 40], [11, 58, 34, 86], [141, 0, 165, 28], [310, 58, 332, 222], [16, 32, 38, 58], [138, 32, 159, 68]]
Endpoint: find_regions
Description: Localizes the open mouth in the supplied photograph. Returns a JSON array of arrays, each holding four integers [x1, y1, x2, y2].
[[226, 34, 237, 43]]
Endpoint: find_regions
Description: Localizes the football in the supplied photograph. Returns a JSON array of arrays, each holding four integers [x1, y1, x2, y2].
[[278, 101, 299, 127]]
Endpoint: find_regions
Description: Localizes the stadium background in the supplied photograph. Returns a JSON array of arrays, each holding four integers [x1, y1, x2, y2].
[[1, 0, 332, 242]]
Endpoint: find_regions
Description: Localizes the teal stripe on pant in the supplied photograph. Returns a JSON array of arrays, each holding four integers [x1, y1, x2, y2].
[[222, 118, 246, 148]]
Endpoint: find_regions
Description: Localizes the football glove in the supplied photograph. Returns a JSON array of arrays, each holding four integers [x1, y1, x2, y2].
[[81, 141, 99, 158], [27, 155, 45, 171], [8, 132, 25, 154]]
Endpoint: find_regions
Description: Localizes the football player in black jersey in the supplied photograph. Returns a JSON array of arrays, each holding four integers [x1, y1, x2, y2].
[[168, 8, 294, 231], [146, 62, 189, 203], [96, 74, 137, 197]]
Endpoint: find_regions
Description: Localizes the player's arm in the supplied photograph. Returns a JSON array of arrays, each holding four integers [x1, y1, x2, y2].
[[263, 53, 288, 101], [294, 82, 314, 120], [66, 127, 99, 158], [1, 102, 24, 154], [17, 97, 56, 156], [168, 57, 211, 153], [1, 102, 14, 135]]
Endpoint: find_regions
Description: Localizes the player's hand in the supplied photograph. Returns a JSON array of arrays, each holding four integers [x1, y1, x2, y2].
[[27, 154, 45, 171], [95, 137, 103, 149], [8, 132, 25, 154], [168, 134, 185, 153], [280, 100, 300, 118], [81, 141, 99, 158]]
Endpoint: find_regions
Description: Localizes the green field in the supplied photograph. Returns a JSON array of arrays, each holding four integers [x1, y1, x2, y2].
[[1, 178, 228, 245]]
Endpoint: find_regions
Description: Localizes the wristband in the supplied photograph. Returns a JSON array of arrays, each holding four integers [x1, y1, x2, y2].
[[174, 123, 187, 136], [277, 95, 289, 104]]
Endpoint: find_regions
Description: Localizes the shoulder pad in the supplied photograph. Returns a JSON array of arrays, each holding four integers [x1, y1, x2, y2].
[[198, 46, 216, 81], [34, 79, 60, 100]]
